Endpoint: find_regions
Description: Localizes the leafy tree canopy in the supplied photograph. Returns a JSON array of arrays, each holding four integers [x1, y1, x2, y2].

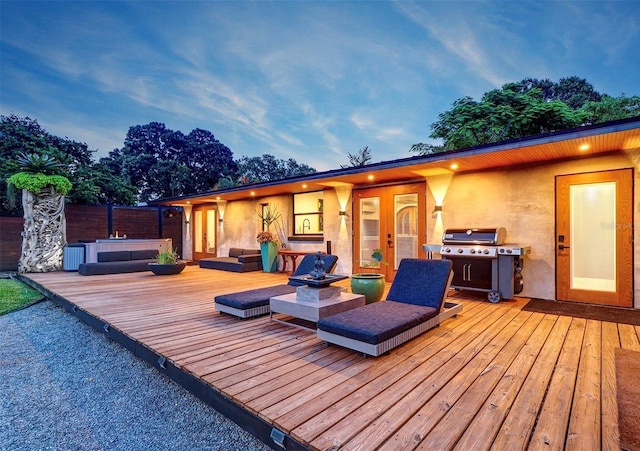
[[236, 154, 316, 183], [1, 115, 137, 215], [105, 122, 238, 202], [412, 76, 640, 155]]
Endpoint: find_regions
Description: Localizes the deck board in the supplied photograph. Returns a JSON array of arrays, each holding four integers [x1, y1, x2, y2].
[[22, 266, 626, 450]]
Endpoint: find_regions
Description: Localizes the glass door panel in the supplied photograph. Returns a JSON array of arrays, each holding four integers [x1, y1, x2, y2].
[[359, 197, 380, 267], [570, 182, 616, 291], [394, 193, 418, 270]]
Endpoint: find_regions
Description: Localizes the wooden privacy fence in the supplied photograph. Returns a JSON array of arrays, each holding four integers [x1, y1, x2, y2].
[[0, 204, 183, 271]]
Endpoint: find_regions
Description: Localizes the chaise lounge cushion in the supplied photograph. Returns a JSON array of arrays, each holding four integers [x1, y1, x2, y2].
[[315, 301, 438, 345], [316, 258, 460, 356], [214, 253, 339, 316]]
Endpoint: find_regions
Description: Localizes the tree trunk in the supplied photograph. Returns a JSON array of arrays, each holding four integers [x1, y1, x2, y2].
[[18, 187, 67, 273]]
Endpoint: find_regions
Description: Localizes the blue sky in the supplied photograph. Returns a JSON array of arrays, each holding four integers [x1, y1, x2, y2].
[[2, 1, 639, 171]]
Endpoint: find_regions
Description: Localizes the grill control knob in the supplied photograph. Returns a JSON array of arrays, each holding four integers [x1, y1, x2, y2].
[[483, 249, 490, 254], [507, 249, 513, 254], [444, 248, 451, 253], [457, 248, 464, 253], [499, 249, 505, 253], [470, 249, 476, 254]]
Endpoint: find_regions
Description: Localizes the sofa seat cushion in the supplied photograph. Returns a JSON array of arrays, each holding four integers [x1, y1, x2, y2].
[[78, 259, 155, 276], [316, 300, 438, 345], [199, 257, 261, 272], [215, 285, 296, 310]]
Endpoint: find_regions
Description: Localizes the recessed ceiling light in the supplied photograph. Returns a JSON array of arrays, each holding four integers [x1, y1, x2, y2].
[[302, 184, 307, 189], [250, 191, 255, 196], [450, 163, 459, 170], [579, 143, 590, 152], [367, 175, 374, 181]]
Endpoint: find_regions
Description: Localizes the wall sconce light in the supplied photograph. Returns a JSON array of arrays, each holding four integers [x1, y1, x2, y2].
[[339, 211, 347, 216], [218, 218, 224, 223], [432, 205, 443, 218], [184, 219, 190, 225]]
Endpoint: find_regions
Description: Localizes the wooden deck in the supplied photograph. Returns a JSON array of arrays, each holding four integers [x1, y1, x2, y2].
[[22, 266, 635, 450]]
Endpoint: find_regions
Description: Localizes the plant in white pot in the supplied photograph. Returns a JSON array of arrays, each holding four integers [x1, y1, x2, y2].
[[256, 204, 281, 272], [351, 248, 387, 304]]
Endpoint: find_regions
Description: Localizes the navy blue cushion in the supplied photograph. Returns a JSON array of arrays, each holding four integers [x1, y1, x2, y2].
[[386, 259, 452, 310], [215, 285, 296, 310], [287, 254, 339, 286], [97, 251, 131, 262], [130, 249, 158, 260], [317, 301, 438, 344]]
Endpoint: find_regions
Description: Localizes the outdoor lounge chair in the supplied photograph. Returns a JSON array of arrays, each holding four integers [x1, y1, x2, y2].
[[316, 258, 462, 356], [214, 253, 339, 318]]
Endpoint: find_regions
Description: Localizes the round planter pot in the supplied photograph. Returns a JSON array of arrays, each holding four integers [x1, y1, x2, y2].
[[148, 261, 186, 275], [351, 273, 386, 304]]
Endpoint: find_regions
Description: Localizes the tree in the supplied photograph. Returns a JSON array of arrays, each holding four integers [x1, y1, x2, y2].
[[341, 146, 373, 168], [581, 94, 640, 124], [0, 115, 137, 214], [518, 76, 602, 109], [412, 76, 636, 155], [108, 122, 238, 202], [236, 154, 316, 183]]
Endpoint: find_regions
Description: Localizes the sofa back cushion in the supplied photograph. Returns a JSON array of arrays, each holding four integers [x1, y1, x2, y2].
[[228, 248, 244, 258], [131, 249, 158, 260], [97, 251, 131, 262], [242, 249, 261, 255]]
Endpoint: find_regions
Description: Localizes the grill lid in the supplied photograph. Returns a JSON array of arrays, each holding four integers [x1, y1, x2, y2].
[[442, 227, 506, 245]]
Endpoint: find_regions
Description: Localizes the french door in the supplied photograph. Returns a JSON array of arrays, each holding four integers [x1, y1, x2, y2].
[[353, 182, 426, 282], [556, 169, 633, 307], [192, 205, 217, 261]]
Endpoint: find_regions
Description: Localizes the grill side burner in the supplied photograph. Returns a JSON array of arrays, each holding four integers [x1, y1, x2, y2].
[[424, 227, 530, 303]]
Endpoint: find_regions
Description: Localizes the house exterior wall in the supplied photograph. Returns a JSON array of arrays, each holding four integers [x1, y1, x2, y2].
[[426, 151, 639, 305], [214, 192, 352, 273]]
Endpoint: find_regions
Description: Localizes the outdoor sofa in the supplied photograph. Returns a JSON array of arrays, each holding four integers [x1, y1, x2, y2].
[[214, 253, 339, 318], [199, 248, 262, 272], [78, 250, 158, 276], [316, 258, 462, 356]]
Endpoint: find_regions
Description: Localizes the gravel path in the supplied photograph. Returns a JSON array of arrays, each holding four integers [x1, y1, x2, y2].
[[0, 300, 271, 451]]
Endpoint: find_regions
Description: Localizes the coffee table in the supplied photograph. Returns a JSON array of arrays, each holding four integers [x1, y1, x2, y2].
[[270, 292, 365, 331]]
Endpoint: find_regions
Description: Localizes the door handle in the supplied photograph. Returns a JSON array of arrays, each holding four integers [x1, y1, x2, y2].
[[558, 244, 570, 250]]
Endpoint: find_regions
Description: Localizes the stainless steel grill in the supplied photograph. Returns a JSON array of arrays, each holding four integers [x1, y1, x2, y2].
[[424, 227, 530, 303]]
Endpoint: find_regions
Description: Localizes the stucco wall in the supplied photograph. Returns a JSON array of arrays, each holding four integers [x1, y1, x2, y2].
[[426, 152, 639, 304], [217, 193, 348, 272]]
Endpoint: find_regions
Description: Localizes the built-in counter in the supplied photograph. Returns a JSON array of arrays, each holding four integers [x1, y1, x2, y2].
[[84, 239, 172, 263]]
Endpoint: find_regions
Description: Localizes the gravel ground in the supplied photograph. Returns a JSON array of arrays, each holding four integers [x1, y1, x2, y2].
[[0, 300, 271, 451]]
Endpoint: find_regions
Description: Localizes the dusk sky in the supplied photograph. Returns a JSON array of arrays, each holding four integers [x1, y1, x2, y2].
[[2, 1, 639, 171]]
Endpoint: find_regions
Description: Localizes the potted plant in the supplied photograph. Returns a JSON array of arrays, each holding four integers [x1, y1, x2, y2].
[[351, 248, 387, 304], [256, 204, 281, 272], [257, 230, 279, 272], [149, 247, 186, 275]]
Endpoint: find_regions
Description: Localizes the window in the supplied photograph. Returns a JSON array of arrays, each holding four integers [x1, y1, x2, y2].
[[293, 191, 323, 236]]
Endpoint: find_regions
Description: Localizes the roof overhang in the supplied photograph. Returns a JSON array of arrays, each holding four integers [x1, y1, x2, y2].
[[151, 117, 640, 207]]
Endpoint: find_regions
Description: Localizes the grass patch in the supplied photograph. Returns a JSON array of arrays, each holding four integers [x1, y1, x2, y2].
[[0, 278, 44, 315]]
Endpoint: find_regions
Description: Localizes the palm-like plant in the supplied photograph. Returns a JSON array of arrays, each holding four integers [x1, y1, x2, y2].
[[16, 152, 63, 174]]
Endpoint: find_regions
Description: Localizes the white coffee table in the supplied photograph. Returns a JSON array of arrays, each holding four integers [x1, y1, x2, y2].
[[270, 292, 365, 331]]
